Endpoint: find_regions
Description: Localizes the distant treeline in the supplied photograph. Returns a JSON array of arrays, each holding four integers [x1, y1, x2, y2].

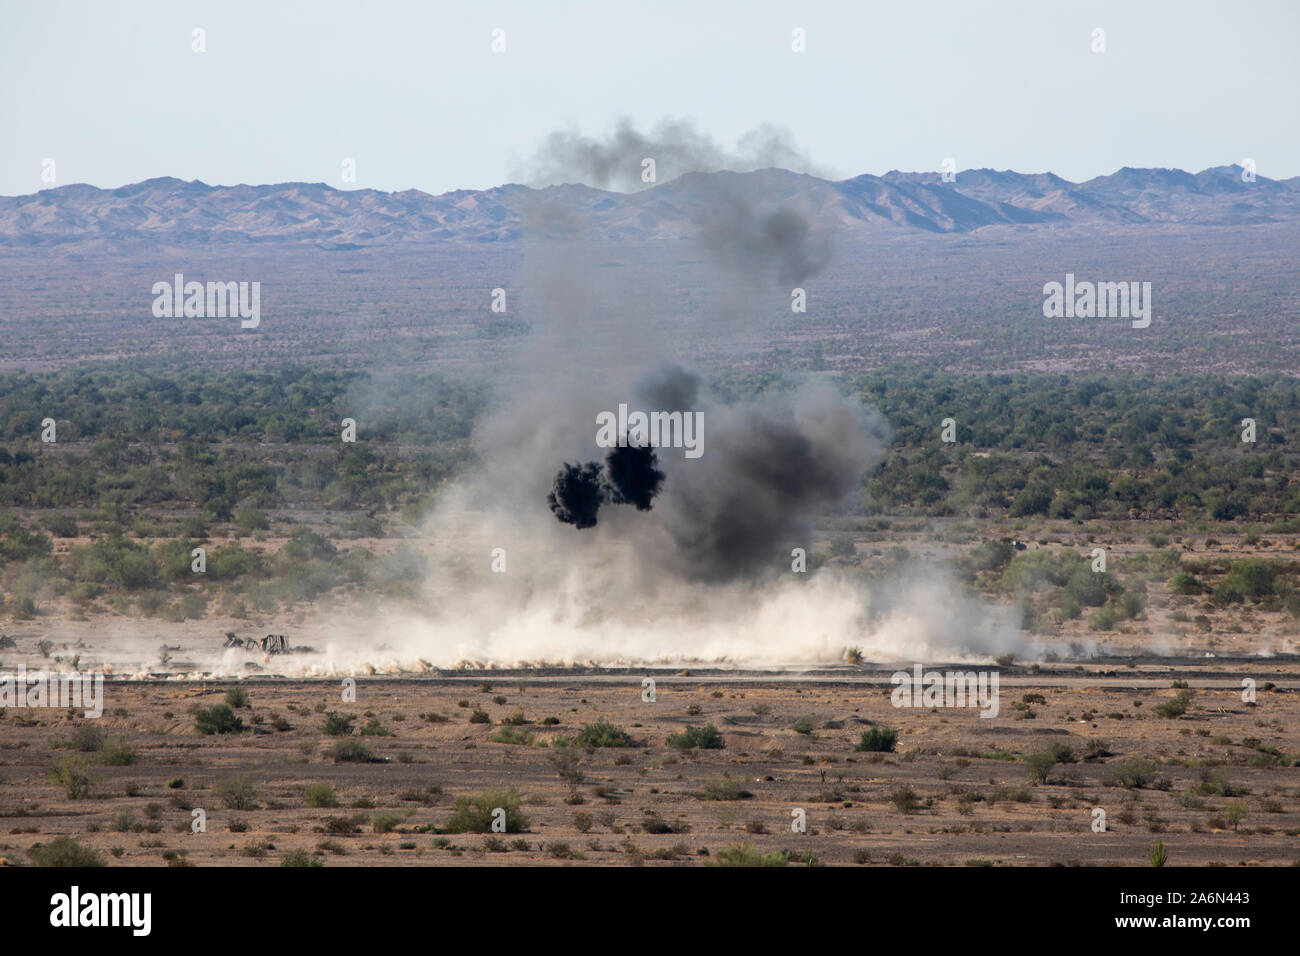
[[0, 366, 485, 517], [1, 365, 1297, 524], [855, 368, 1300, 521]]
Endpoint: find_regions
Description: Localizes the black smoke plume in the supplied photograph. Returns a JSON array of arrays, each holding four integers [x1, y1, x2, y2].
[[521, 117, 836, 287], [697, 196, 831, 287], [547, 462, 605, 529], [604, 443, 665, 511], [660, 389, 876, 581], [548, 444, 665, 528], [520, 117, 825, 192]]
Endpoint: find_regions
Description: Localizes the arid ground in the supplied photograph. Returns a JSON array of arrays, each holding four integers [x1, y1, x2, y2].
[[3, 660, 1298, 867]]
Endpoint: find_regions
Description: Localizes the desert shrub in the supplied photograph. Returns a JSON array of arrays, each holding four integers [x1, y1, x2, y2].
[[225, 686, 251, 709], [281, 849, 323, 867], [360, 719, 390, 736], [235, 507, 271, 533], [856, 726, 899, 752], [699, 776, 750, 801], [709, 843, 788, 867], [323, 814, 367, 835], [50, 756, 95, 799], [1024, 749, 1058, 784], [322, 711, 354, 736], [640, 812, 689, 834], [99, 734, 139, 766], [889, 786, 920, 813], [547, 744, 584, 785], [1118, 591, 1146, 619], [327, 740, 377, 763], [372, 812, 402, 834], [444, 789, 528, 834], [64, 725, 106, 752], [305, 783, 338, 808], [990, 785, 1033, 804], [1155, 690, 1192, 719], [1105, 756, 1159, 788], [41, 514, 80, 538], [1222, 558, 1277, 600], [489, 726, 534, 745], [195, 704, 244, 735], [793, 716, 816, 735], [575, 721, 632, 748], [666, 724, 724, 750], [1089, 604, 1121, 631], [217, 774, 259, 810], [29, 837, 104, 867]]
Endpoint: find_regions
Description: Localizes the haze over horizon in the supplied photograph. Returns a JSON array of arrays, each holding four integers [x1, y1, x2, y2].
[[2, 0, 1296, 197]]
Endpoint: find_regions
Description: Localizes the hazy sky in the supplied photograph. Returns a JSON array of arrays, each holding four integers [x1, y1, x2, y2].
[[2, 0, 1295, 196]]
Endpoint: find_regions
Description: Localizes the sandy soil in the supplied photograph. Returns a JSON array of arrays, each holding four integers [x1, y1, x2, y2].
[[3, 664, 1298, 867]]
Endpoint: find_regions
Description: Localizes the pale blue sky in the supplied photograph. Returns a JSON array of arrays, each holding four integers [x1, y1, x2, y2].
[[2, 0, 1295, 196]]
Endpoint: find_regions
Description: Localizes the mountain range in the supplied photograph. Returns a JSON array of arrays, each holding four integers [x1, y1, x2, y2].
[[3, 165, 1298, 247]]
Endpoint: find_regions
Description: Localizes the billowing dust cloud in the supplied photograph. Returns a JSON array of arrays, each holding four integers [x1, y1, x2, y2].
[[264, 123, 1029, 673]]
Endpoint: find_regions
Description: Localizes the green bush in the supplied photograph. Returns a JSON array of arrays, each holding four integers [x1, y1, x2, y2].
[[666, 724, 724, 750], [305, 783, 338, 808], [322, 711, 354, 736], [1222, 558, 1277, 600], [1105, 756, 1159, 788], [1089, 604, 1121, 631], [225, 686, 251, 709], [98, 734, 139, 766], [195, 704, 244, 735], [326, 740, 378, 763], [281, 849, 323, 868], [1155, 690, 1192, 719], [41, 514, 80, 538], [699, 776, 750, 801], [855, 726, 899, 752], [889, 786, 920, 813], [575, 721, 632, 748], [1024, 749, 1058, 784], [62, 724, 106, 752], [216, 774, 259, 810], [489, 725, 534, 745], [50, 756, 95, 799], [444, 789, 529, 833], [29, 836, 104, 867], [235, 507, 270, 533], [709, 843, 788, 867]]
